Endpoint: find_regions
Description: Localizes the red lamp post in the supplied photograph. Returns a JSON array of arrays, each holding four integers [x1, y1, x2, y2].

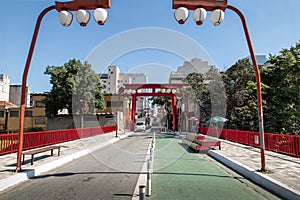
[[15, 0, 111, 173], [172, 0, 266, 171]]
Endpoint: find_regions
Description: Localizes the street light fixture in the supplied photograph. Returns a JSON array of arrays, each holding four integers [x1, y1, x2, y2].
[[210, 9, 224, 26], [192, 8, 207, 25], [93, 8, 108, 25], [76, 9, 91, 26], [58, 10, 73, 27], [174, 7, 189, 24], [172, 0, 266, 172], [16, 0, 111, 173]]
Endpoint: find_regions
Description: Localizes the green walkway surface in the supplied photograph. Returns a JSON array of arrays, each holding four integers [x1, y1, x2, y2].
[[149, 134, 279, 200]]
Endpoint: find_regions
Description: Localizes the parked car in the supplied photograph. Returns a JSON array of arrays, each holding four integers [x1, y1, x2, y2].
[[134, 121, 146, 132]]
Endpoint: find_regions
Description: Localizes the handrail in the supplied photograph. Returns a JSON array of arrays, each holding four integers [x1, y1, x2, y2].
[[0, 126, 116, 155], [199, 126, 300, 158]]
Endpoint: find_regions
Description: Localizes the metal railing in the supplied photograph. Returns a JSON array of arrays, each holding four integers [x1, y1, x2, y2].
[[0, 126, 116, 155], [200, 126, 300, 158]]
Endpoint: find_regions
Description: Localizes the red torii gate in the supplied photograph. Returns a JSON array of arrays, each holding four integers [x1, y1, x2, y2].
[[123, 83, 185, 131]]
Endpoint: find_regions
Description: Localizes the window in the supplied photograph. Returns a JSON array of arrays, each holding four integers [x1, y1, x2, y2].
[[25, 111, 32, 117], [10, 111, 19, 117], [35, 118, 46, 124], [107, 101, 123, 107], [35, 101, 46, 107], [0, 111, 4, 117], [30, 96, 33, 107]]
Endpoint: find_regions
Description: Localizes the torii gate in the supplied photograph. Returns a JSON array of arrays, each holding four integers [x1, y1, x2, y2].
[[123, 83, 185, 131]]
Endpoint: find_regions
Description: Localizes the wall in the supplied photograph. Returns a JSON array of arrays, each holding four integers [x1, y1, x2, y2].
[[47, 115, 117, 130]]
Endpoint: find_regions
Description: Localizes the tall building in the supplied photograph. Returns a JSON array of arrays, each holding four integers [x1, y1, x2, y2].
[[0, 74, 10, 102], [169, 58, 213, 83], [9, 85, 31, 107], [100, 66, 147, 94]]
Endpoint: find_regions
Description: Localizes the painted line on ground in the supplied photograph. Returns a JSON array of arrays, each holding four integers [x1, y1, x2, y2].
[[132, 137, 153, 200]]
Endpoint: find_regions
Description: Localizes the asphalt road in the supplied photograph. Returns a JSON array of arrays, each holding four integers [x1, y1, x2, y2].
[[0, 132, 152, 200]]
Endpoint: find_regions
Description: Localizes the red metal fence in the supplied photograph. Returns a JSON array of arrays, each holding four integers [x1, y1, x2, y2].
[[0, 126, 116, 155], [200, 126, 300, 158]]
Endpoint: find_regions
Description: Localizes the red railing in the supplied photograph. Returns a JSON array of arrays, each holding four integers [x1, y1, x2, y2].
[[0, 126, 116, 155], [200, 126, 300, 158]]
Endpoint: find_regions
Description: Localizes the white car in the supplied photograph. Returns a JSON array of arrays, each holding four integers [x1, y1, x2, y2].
[[134, 121, 146, 132]]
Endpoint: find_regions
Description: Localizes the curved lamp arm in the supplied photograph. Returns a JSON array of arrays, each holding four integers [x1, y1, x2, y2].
[[227, 5, 266, 171], [16, 5, 56, 173]]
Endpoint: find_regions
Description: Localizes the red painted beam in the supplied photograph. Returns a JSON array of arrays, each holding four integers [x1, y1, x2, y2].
[[172, 0, 227, 11], [123, 83, 186, 90], [55, 0, 110, 12]]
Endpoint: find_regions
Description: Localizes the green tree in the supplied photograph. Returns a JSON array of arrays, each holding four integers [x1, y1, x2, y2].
[[183, 72, 210, 120], [262, 42, 300, 135], [183, 66, 226, 122], [223, 59, 258, 130], [151, 96, 173, 130], [223, 58, 271, 131], [44, 59, 105, 116]]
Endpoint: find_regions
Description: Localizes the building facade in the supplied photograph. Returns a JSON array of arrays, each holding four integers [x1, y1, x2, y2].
[[0, 74, 10, 102], [169, 58, 213, 84], [9, 85, 31, 107], [0, 93, 47, 133], [100, 66, 147, 94]]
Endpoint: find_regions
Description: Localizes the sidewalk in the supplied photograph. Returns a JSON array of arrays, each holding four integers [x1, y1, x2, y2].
[[148, 133, 300, 200], [0, 131, 130, 192], [208, 139, 300, 199]]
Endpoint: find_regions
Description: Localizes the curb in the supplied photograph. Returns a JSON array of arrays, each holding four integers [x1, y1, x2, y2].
[[0, 133, 129, 192], [208, 150, 300, 200]]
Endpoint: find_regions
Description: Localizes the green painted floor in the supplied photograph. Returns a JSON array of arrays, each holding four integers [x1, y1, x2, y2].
[[149, 134, 279, 200]]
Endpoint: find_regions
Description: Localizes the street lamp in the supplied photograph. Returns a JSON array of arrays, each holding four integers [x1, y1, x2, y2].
[[192, 8, 206, 25], [16, 0, 111, 173], [172, 0, 266, 172]]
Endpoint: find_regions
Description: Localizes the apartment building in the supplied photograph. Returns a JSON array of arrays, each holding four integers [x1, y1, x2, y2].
[[0, 74, 10, 102], [169, 58, 213, 84], [100, 66, 147, 94]]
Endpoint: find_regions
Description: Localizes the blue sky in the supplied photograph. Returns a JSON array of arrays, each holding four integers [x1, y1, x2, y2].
[[1, 0, 300, 93]]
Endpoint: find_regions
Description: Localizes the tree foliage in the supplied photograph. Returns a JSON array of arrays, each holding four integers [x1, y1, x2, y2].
[[183, 66, 226, 122], [44, 59, 105, 116], [183, 72, 210, 120], [262, 42, 300, 134], [150, 96, 173, 130], [184, 40, 300, 135], [223, 58, 261, 131]]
